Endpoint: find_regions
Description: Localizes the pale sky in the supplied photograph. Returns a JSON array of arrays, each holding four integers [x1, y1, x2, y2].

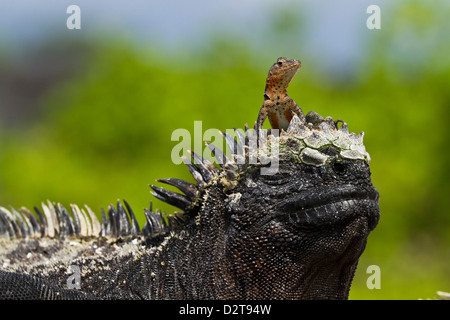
[[0, 0, 393, 74]]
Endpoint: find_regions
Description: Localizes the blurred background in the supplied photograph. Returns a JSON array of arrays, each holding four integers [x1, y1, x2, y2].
[[0, 0, 448, 299]]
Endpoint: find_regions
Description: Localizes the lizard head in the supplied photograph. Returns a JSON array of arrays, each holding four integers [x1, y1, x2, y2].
[[265, 57, 301, 95]]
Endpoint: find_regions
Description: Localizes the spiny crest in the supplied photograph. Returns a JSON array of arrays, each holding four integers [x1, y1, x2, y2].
[[0, 200, 182, 240]]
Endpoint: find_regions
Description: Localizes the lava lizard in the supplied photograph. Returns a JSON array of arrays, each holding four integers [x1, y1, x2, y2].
[[256, 57, 305, 131]]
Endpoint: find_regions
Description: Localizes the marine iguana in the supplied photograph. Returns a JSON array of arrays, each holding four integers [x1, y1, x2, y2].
[[0, 58, 380, 300]]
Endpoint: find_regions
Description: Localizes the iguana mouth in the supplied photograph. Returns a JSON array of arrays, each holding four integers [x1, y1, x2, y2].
[[277, 186, 380, 229]]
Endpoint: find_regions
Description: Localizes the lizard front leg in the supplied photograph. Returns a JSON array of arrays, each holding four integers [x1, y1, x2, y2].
[[256, 104, 268, 130], [254, 105, 268, 147]]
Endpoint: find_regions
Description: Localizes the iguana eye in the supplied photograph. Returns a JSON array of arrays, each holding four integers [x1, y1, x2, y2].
[[333, 161, 347, 175]]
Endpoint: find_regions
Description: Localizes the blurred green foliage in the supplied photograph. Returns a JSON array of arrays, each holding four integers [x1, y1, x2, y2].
[[0, 1, 448, 299]]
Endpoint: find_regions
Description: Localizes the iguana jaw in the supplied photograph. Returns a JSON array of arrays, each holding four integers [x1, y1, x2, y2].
[[276, 185, 380, 230]]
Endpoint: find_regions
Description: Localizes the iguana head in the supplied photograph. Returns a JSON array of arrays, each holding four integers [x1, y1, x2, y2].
[[151, 112, 380, 299]]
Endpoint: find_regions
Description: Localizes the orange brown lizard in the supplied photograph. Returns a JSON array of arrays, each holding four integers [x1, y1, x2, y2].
[[256, 57, 305, 131]]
